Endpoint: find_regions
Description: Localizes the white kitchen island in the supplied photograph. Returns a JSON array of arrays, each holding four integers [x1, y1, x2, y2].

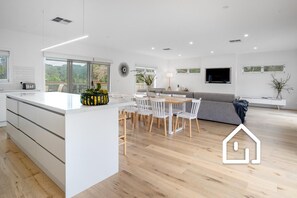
[[5, 92, 132, 198]]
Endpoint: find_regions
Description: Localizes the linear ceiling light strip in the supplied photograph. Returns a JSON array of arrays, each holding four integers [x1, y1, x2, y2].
[[41, 35, 88, 51]]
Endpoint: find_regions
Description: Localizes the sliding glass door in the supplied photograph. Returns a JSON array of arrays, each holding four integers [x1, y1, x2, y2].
[[91, 63, 110, 90], [71, 61, 89, 94], [45, 59, 110, 93], [45, 59, 68, 92]]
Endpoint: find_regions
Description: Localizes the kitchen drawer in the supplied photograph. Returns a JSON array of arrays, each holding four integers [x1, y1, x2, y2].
[[6, 122, 20, 140], [8, 122, 65, 189], [6, 110, 18, 128], [34, 137, 65, 188], [19, 117, 65, 162], [19, 102, 65, 138], [6, 97, 18, 114]]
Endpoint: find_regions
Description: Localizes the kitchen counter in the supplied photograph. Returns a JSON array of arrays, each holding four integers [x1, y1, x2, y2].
[[7, 92, 132, 114], [5, 92, 132, 197]]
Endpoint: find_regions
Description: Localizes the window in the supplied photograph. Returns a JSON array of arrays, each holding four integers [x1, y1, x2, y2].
[[264, 65, 285, 72], [243, 66, 262, 73], [176, 69, 188, 73], [243, 65, 285, 73], [0, 50, 9, 82], [189, 68, 200, 73], [135, 67, 156, 91], [45, 58, 110, 93]]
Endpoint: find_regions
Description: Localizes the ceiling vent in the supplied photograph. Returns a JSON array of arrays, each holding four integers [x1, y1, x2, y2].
[[163, 48, 172, 51], [51, 17, 72, 25], [229, 39, 242, 43]]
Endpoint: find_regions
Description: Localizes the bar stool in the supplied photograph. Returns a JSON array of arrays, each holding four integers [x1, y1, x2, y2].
[[118, 113, 127, 155]]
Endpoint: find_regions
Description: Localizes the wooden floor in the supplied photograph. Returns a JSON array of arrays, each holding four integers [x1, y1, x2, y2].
[[0, 107, 297, 198]]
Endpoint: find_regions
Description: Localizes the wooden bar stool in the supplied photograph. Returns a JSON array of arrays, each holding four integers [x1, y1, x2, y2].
[[119, 113, 127, 155]]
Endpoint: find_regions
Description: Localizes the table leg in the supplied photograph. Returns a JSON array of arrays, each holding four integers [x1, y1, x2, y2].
[[168, 103, 173, 134]]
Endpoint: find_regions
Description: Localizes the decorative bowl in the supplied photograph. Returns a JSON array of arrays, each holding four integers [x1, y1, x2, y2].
[[80, 93, 109, 106]]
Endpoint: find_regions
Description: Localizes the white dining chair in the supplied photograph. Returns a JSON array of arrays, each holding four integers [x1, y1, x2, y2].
[[123, 96, 138, 129], [135, 97, 152, 128], [174, 98, 201, 137], [149, 98, 169, 136]]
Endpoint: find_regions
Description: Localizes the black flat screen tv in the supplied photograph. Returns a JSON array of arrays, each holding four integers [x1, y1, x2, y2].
[[205, 68, 231, 84]]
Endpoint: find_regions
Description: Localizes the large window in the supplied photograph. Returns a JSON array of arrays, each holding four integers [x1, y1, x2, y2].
[[135, 67, 156, 91], [0, 50, 9, 82], [45, 58, 110, 93]]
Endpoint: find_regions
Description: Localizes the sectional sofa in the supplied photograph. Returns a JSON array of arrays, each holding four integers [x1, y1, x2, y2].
[[142, 88, 242, 125]]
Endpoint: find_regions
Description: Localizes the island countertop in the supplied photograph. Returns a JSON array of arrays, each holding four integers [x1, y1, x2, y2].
[[6, 92, 133, 114]]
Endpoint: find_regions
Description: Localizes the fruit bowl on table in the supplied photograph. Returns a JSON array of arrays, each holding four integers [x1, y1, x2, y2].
[[80, 88, 109, 106]]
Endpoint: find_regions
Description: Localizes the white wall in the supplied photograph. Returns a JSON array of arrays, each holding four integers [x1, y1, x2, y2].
[[236, 50, 297, 110], [164, 54, 237, 93], [0, 29, 166, 94], [163, 50, 297, 110]]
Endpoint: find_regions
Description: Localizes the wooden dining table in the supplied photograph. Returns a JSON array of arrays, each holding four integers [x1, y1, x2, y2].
[[161, 96, 193, 134]]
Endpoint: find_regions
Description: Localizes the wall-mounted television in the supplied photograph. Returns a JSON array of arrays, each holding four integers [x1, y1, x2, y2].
[[205, 68, 231, 84]]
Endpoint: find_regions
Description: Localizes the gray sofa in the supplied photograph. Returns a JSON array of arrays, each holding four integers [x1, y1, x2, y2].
[[145, 89, 242, 125]]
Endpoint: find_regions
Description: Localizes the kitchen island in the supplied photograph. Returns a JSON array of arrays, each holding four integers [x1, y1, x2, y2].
[[5, 92, 132, 198]]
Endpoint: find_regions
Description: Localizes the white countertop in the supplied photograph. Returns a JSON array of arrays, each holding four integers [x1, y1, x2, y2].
[[7, 92, 133, 114]]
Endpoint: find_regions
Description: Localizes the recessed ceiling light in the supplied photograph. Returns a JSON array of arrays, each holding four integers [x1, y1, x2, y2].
[[151, 47, 155, 50], [178, 54, 182, 57], [189, 41, 194, 45], [253, 46, 258, 50], [244, 34, 249, 38], [210, 51, 214, 54]]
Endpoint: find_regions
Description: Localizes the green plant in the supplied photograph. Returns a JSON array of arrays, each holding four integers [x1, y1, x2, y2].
[[271, 74, 293, 99], [83, 83, 108, 95], [136, 72, 156, 86]]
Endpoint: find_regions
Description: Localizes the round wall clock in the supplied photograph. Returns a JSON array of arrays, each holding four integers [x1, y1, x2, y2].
[[119, 62, 129, 77]]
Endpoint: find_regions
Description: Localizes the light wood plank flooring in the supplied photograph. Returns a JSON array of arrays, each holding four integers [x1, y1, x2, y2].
[[0, 107, 297, 198]]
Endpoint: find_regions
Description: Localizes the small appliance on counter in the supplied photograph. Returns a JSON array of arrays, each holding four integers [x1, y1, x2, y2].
[[20, 82, 36, 90]]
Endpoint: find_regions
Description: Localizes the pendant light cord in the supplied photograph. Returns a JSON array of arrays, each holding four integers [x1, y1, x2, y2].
[[83, 0, 85, 35]]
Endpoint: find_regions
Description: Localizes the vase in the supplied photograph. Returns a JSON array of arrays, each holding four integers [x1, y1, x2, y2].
[[276, 91, 282, 100], [146, 84, 152, 96]]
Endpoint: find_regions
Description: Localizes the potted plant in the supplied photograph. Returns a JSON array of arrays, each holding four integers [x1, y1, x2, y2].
[[80, 83, 109, 105], [136, 71, 156, 88], [271, 74, 293, 99]]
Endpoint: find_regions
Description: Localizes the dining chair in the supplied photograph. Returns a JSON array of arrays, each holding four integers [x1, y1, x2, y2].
[[174, 98, 201, 137], [135, 97, 152, 128], [149, 98, 169, 136], [123, 96, 138, 129]]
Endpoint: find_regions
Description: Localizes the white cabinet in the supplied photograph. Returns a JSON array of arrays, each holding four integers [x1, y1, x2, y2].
[[6, 97, 66, 190], [19, 117, 65, 162], [19, 102, 65, 138], [0, 93, 6, 126]]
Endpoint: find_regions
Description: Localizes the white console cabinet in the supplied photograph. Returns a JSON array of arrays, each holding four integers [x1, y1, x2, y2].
[[240, 97, 286, 109]]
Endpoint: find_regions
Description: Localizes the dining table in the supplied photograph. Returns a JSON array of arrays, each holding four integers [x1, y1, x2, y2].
[[161, 96, 193, 134]]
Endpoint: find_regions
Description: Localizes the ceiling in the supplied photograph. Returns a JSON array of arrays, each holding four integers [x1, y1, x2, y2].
[[1, 0, 297, 59]]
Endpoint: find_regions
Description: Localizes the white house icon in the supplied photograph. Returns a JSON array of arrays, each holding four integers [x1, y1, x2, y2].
[[222, 124, 261, 164]]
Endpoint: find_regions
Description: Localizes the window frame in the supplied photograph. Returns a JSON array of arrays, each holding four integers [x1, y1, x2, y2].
[[0, 50, 10, 83], [45, 58, 111, 93], [135, 66, 157, 90]]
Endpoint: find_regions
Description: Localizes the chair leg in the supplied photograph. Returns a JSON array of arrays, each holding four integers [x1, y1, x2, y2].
[[195, 118, 200, 132], [174, 116, 179, 133], [164, 118, 167, 136], [124, 115, 127, 155], [149, 115, 154, 133], [189, 119, 192, 138], [157, 118, 160, 128]]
